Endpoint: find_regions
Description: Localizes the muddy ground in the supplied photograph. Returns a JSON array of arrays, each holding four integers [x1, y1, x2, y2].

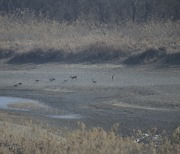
[[0, 59, 180, 136]]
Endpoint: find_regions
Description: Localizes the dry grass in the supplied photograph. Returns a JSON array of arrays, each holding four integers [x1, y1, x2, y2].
[[0, 116, 179, 154], [0, 13, 179, 57]]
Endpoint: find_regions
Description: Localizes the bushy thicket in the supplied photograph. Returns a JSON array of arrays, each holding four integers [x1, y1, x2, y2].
[[0, 0, 179, 22]]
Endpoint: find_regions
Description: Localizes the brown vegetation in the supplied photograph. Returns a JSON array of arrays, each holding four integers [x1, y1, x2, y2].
[[0, 13, 179, 64], [0, 118, 179, 154]]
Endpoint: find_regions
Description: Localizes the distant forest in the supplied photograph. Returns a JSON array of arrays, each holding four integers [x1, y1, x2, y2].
[[0, 0, 179, 22]]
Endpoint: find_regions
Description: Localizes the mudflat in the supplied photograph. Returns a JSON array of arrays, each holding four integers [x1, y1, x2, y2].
[[0, 60, 180, 135]]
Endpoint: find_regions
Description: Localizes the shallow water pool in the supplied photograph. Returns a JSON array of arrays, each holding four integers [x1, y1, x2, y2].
[[48, 114, 83, 120], [0, 96, 83, 120], [0, 96, 33, 110]]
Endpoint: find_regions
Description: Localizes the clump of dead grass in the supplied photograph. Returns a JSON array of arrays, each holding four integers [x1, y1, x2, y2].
[[0, 120, 179, 154]]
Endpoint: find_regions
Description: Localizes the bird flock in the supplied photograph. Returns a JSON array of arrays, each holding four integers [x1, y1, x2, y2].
[[13, 75, 115, 87]]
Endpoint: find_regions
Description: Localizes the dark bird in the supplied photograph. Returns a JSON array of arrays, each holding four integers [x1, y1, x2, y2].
[[18, 83, 22, 85], [63, 79, 68, 83], [70, 76, 77, 79], [50, 78, 55, 82], [13, 84, 18, 87], [112, 75, 115, 81], [92, 78, 97, 84], [35, 80, 39, 83]]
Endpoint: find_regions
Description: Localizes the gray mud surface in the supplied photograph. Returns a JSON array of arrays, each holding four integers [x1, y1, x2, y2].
[[0, 61, 180, 136]]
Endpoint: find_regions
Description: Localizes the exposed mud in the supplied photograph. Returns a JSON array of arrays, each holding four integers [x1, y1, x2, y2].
[[0, 59, 180, 136]]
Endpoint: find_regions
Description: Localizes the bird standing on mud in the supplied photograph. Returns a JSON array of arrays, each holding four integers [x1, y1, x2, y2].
[[63, 79, 68, 83], [50, 78, 55, 82], [70, 76, 77, 80], [112, 75, 115, 81], [92, 78, 97, 84], [13, 84, 18, 87]]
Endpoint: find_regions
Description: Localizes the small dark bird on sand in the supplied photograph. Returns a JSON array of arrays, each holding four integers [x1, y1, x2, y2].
[[63, 79, 68, 83], [13, 84, 18, 87], [50, 78, 55, 82], [112, 75, 115, 81], [92, 78, 97, 84], [70, 76, 77, 79], [35, 80, 39, 83], [18, 83, 22, 85]]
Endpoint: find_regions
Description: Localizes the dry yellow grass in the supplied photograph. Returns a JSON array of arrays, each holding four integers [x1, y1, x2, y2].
[[0, 117, 179, 154], [0, 13, 179, 56]]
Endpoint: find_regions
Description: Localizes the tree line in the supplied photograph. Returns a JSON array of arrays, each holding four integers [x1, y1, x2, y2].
[[0, 0, 179, 22]]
